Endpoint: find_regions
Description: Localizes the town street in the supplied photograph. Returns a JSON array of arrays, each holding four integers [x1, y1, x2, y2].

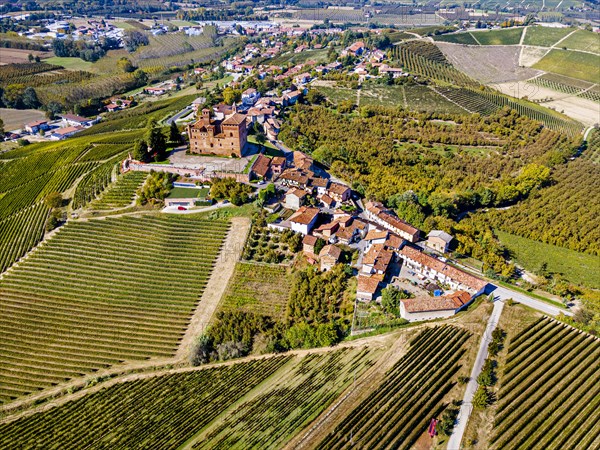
[[490, 285, 573, 317]]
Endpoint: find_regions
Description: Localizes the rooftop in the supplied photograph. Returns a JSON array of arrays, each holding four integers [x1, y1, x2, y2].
[[289, 206, 320, 225], [401, 291, 471, 313], [428, 230, 454, 244]]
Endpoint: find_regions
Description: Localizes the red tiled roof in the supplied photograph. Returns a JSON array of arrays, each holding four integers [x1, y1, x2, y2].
[[271, 156, 286, 166], [252, 154, 271, 177], [328, 182, 350, 195], [289, 206, 319, 225], [357, 274, 382, 294], [287, 188, 308, 199], [399, 246, 487, 292], [365, 229, 388, 241], [401, 291, 472, 313], [222, 112, 247, 125], [319, 244, 342, 260]]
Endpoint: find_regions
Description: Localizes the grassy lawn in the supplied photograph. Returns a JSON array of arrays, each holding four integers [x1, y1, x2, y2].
[[43, 56, 94, 71], [270, 48, 330, 66], [471, 27, 523, 45], [560, 29, 600, 54], [247, 134, 279, 151], [314, 85, 356, 105], [112, 21, 136, 30], [433, 32, 480, 45], [496, 230, 600, 289], [523, 26, 574, 47], [167, 187, 209, 199], [533, 49, 600, 83]]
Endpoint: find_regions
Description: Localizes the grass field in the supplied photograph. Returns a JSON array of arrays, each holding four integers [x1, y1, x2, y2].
[[314, 85, 356, 105], [433, 32, 480, 45], [522, 26, 574, 47], [496, 230, 600, 289], [471, 27, 523, 46], [269, 48, 330, 66], [533, 49, 600, 83], [490, 319, 600, 450], [43, 56, 94, 71], [220, 262, 292, 320], [0, 214, 230, 404], [0, 108, 45, 131], [560, 29, 600, 54]]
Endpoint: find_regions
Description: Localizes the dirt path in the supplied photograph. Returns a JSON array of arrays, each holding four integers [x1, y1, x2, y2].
[[176, 216, 251, 361]]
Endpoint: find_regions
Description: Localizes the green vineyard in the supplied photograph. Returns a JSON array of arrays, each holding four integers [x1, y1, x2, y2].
[[434, 87, 500, 115], [0, 215, 230, 404], [0, 356, 290, 449], [317, 325, 471, 449], [72, 157, 120, 210], [193, 347, 376, 449], [221, 262, 293, 320], [89, 171, 148, 210], [491, 318, 600, 449]]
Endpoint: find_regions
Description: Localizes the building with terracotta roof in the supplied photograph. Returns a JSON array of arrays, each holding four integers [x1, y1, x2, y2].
[[187, 108, 248, 157], [286, 188, 308, 210], [251, 154, 271, 179], [327, 182, 351, 202], [270, 156, 286, 177], [400, 291, 472, 321], [361, 244, 394, 275], [399, 246, 487, 295], [319, 244, 342, 271], [289, 206, 320, 235], [364, 201, 420, 243], [357, 274, 383, 301], [279, 169, 311, 188], [426, 230, 454, 253]]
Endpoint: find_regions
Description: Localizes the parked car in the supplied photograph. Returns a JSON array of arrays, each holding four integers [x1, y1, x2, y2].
[[177, 206, 187, 211]]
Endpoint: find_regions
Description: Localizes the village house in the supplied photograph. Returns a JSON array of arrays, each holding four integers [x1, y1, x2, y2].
[[302, 234, 318, 257], [345, 41, 366, 56], [314, 220, 340, 239], [187, 108, 248, 157], [279, 169, 311, 188], [357, 274, 383, 301], [264, 117, 282, 140], [327, 182, 352, 203], [285, 188, 308, 210], [362, 244, 394, 275], [399, 245, 488, 296], [251, 154, 272, 179], [318, 193, 335, 209], [364, 229, 389, 251], [270, 156, 286, 177], [399, 291, 472, 322], [283, 90, 302, 106], [60, 114, 96, 128], [364, 201, 420, 243], [311, 177, 329, 196], [289, 206, 320, 235], [426, 230, 454, 253], [319, 244, 342, 271], [242, 88, 261, 106], [51, 125, 84, 140], [24, 119, 49, 134]]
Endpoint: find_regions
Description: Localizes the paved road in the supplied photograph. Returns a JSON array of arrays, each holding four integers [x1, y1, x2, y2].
[[447, 300, 505, 450], [165, 106, 193, 125], [490, 285, 572, 317]]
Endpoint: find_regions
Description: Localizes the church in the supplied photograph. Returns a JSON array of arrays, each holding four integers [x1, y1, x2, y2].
[[187, 107, 248, 157]]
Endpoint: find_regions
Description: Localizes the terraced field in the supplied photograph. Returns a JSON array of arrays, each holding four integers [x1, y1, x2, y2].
[[220, 262, 292, 320], [89, 171, 148, 210], [317, 325, 471, 449], [490, 318, 600, 450], [0, 215, 230, 404]]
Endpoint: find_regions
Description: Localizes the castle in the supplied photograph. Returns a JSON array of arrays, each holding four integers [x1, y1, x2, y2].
[[187, 107, 248, 157]]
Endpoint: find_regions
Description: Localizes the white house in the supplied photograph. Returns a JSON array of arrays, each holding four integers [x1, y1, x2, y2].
[[242, 88, 260, 106], [426, 230, 453, 253], [400, 291, 472, 322], [285, 188, 307, 210], [364, 201, 420, 243], [60, 114, 96, 127], [288, 206, 320, 235]]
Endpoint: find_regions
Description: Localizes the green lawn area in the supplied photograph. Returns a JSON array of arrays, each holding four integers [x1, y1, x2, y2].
[[533, 49, 600, 83], [496, 230, 600, 289], [247, 134, 279, 152], [167, 187, 209, 199], [314, 85, 356, 105], [523, 26, 574, 47], [433, 32, 480, 45], [560, 29, 600, 54], [471, 27, 523, 45], [270, 48, 330, 66], [43, 56, 94, 71], [112, 21, 136, 30]]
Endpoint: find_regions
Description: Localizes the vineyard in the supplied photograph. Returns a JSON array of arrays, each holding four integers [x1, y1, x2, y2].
[[72, 157, 120, 210], [0, 62, 63, 85], [89, 171, 147, 210], [434, 87, 500, 115], [0, 203, 49, 273], [0, 68, 94, 88], [0, 214, 230, 403], [317, 325, 471, 449], [0, 356, 290, 448], [192, 347, 376, 449], [220, 262, 293, 320], [134, 28, 217, 62], [490, 318, 600, 450], [488, 129, 600, 260], [393, 42, 479, 87]]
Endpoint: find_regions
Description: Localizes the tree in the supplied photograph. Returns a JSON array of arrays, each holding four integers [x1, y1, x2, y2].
[[305, 90, 326, 105], [0, 117, 4, 140], [133, 140, 149, 162], [45, 192, 63, 209], [473, 386, 493, 408], [222, 87, 241, 105], [145, 120, 167, 161], [28, 53, 34, 62], [22, 87, 40, 109], [169, 121, 181, 143], [123, 30, 149, 52], [133, 69, 148, 85], [117, 57, 135, 73]]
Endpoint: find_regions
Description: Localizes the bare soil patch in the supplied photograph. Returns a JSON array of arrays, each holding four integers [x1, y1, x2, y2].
[[0, 108, 45, 131], [0, 48, 51, 64], [436, 43, 541, 83]]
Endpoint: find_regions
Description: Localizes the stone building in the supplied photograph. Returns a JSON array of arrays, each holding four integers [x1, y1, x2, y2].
[[187, 108, 248, 157]]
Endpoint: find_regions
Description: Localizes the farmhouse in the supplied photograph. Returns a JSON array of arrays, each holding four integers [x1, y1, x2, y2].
[[187, 108, 248, 157], [357, 274, 383, 301], [426, 230, 453, 253], [60, 114, 96, 127], [288, 206, 320, 235], [51, 125, 84, 140], [399, 291, 472, 322], [302, 234, 319, 260], [24, 119, 49, 134], [399, 245, 487, 295], [251, 154, 272, 179], [362, 244, 394, 275], [319, 244, 342, 271], [364, 201, 420, 243], [285, 188, 308, 210]]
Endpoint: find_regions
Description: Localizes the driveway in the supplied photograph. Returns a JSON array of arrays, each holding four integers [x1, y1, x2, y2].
[[490, 285, 572, 317], [447, 300, 505, 450]]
